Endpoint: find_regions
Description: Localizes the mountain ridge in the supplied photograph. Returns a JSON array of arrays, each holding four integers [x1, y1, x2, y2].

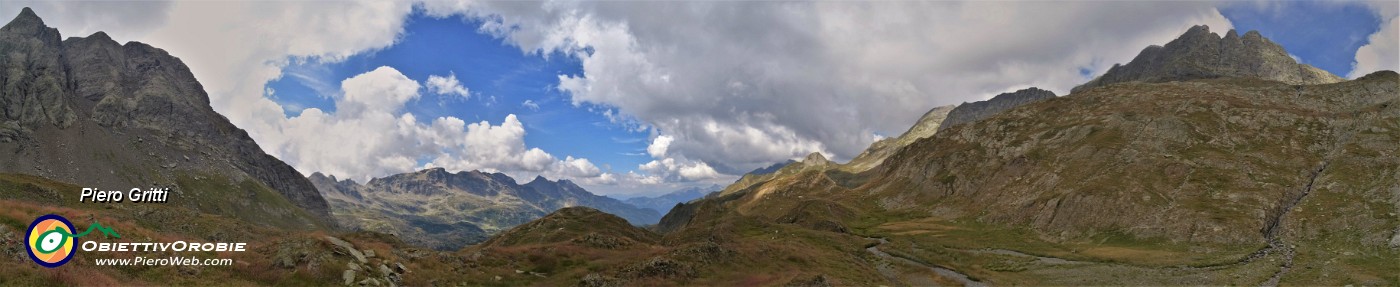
[[309, 168, 661, 250], [622, 184, 721, 215], [938, 87, 1057, 131], [1072, 25, 1343, 93], [0, 7, 333, 229], [457, 24, 1399, 286]]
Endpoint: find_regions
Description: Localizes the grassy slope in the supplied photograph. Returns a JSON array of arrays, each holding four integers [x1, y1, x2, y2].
[[0, 173, 486, 286]]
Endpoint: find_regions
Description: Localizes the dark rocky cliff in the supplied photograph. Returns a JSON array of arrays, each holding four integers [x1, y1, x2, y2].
[[0, 8, 333, 229]]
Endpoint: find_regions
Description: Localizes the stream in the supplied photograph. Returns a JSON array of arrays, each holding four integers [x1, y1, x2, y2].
[[864, 237, 987, 287]]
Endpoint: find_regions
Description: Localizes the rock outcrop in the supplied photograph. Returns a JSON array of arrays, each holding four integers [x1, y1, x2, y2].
[[1072, 25, 1343, 93], [0, 8, 332, 229], [937, 87, 1056, 131], [321, 236, 407, 286], [309, 168, 660, 250]]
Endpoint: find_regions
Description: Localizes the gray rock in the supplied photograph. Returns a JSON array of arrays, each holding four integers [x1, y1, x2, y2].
[[1390, 228, 1400, 248], [378, 264, 392, 276], [363, 249, 374, 258], [0, 8, 335, 229], [1072, 25, 1343, 93], [342, 270, 355, 286], [938, 87, 1056, 132], [325, 236, 366, 263]]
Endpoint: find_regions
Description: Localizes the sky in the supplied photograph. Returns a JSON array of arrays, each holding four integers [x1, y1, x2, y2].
[[2, 1, 1396, 198]]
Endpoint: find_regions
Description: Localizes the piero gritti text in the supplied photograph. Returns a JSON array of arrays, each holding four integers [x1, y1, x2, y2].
[[80, 188, 171, 203]]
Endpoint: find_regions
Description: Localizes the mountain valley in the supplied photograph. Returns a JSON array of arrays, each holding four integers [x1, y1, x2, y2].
[[0, 7, 1395, 287]]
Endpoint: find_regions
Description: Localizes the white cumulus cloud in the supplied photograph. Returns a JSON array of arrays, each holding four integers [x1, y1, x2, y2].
[[267, 66, 607, 184], [1350, 2, 1399, 78], [426, 72, 471, 99], [11, 1, 1281, 196], [424, 1, 1233, 175]]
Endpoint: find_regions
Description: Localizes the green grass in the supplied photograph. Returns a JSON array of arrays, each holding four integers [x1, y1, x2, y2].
[[173, 172, 326, 230]]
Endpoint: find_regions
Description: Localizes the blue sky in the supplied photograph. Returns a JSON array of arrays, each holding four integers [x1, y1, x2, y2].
[[266, 16, 653, 178], [1219, 1, 1382, 76], [264, 2, 1387, 195]]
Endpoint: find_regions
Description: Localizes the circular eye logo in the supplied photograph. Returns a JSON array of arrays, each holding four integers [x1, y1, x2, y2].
[[26, 214, 76, 268]]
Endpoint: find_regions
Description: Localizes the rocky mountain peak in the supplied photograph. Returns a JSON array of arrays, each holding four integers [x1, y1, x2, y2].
[[84, 31, 114, 42], [992, 87, 1054, 102], [1223, 29, 1239, 40], [2, 7, 47, 33], [1182, 24, 1211, 37], [1, 8, 333, 229], [937, 87, 1056, 131], [1242, 30, 1264, 40], [1072, 24, 1343, 93], [803, 152, 829, 165], [1, 9, 61, 51]]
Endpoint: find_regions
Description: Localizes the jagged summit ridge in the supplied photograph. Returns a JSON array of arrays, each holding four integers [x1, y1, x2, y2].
[[938, 87, 1056, 131], [1072, 25, 1343, 93]]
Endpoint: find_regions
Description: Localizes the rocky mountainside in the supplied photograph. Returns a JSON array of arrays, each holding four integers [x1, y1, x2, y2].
[[309, 168, 660, 250], [623, 184, 721, 215], [867, 71, 1398, 285], [937, 87, 1056, 131], [456, 25, 1399, 286], [0, 8, 331, 229], [1072, 25, 1343, 93], [844, 104, 956, 172]]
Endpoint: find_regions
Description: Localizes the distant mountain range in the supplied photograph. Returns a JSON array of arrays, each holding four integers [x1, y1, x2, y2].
[[309, 168, 660, 250], [621, 184, 721, 215]]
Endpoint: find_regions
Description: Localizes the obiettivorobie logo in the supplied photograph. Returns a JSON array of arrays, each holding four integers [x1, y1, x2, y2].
[[26, 214, 121, 268]]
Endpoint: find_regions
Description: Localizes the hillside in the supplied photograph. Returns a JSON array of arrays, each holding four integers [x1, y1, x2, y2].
[[456, 25, 1400, 286], [0, 8, 330, 229]]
